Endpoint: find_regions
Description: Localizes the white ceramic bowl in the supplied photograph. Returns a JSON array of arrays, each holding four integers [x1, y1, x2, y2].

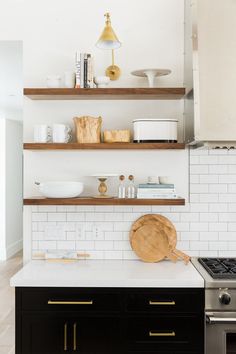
[[36, 181, 84, 198], [94, 76, 110, 88]]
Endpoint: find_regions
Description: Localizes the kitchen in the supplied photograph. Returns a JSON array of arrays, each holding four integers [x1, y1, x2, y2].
[[1, 0, 236, 353]]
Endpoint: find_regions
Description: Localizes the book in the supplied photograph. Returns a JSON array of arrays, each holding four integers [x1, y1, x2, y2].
[[75, 52, 81, 88], [80, 53, 85, 88], [137, 188, 176, 194], [84, 54, 88, 88], [87, 55, 94, 88], [138, 183, 174, 189], [137, 194, 178, 199]]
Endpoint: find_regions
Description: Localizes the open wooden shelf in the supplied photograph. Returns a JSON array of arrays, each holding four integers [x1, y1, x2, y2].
[[24, 142, 185, 150], [24, 197, 185, 206], [24, 88, 186, 100]]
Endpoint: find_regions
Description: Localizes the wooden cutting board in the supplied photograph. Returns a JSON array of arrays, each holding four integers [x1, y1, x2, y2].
[[130, 214, 190, 263]]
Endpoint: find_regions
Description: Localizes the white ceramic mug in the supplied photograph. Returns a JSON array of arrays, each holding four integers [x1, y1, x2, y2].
[[52, 124, 72, 143], [159, 176, 172, 184], [34, 125, 51, 143], [64, 71, 76, 88]]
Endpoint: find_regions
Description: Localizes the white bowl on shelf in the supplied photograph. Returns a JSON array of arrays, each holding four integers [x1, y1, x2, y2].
[[35, 181, 84, 198], [94, 76, 110, 88]]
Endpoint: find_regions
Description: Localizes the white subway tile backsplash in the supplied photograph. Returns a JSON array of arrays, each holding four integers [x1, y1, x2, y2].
[[57, 241, 76, 250], [209, 223, 228, 232], [199, 232, 218, 241], [48, 213, 66, 222], [94, 241, 113, 250], [75, 240, 94, 250], [199, 175, 219, 184], [67, 213, 85, 222], [29, 150, 236, 259], [209, 165, 228, 174], [32, 213, 47, 222]]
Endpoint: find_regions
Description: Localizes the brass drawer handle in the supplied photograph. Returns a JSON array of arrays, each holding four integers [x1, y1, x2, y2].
[[73, 322, 77, 351], [149, 300, 175, 306], [48, 300, 93, 305], [64, 323, 68, 351], [149, 331, 176, 337]]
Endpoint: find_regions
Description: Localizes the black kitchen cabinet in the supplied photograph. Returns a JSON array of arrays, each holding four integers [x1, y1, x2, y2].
[[16, 287, 204, 354]]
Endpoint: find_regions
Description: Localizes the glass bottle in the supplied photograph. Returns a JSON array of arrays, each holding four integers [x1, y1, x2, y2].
[[127, 175, 136, 198], [118, 175, 126, 198]]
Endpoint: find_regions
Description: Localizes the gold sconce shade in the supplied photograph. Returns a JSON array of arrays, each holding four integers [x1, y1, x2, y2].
[[96, 12, 121, 80], [96, 13, 121, 50]]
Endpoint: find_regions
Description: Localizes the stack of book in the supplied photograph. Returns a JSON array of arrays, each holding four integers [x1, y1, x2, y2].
[[137, 183, 178, 199], [75, 52, 94, 88]]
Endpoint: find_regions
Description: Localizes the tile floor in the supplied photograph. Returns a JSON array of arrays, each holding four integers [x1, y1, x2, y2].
[[0, 252, 22, 354]]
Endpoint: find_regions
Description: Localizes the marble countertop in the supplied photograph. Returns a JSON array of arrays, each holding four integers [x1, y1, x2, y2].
[[10, 259, 204, 288]]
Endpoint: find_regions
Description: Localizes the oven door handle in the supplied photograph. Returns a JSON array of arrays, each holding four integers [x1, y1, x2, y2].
[[207, 315, 236, 324]]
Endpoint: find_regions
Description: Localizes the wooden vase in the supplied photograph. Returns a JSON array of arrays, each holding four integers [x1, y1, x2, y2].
[[73, 116, 102, 143]]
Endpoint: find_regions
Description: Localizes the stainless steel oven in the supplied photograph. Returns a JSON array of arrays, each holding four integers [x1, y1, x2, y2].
[[206, 312, 236, 354]]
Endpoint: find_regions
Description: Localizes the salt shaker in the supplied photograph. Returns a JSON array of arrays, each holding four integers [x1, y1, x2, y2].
[[118, 175, 126, 198], [127, 175, 136, 198]]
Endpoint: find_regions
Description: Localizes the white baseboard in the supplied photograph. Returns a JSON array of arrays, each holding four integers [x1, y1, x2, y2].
[[6, 239, 23, 259]]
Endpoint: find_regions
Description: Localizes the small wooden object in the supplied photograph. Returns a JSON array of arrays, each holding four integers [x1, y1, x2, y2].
[[103, 130, 131, 143], [74, 116, 102, 143], [130, 214, 190, 264]]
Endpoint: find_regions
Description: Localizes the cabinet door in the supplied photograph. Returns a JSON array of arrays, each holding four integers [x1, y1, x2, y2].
[[19, 313, 121, 354], [71, 316, 121, 353], [21, 314, 69, 354]]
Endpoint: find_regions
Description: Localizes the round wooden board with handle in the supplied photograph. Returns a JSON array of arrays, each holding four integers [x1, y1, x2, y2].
[[130, 214, 190, 263]]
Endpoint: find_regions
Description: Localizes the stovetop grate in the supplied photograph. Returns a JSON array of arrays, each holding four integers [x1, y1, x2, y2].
[[198, 258, 236, 279]]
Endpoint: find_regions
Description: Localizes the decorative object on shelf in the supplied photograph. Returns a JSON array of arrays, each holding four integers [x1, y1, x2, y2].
[[133, 119, 178, 143], [52, 124, 72, 143], [159, 176, 173, 184], [131, 68, 171, 88], [118, 175, 126, 198], [34, 125, 51, 143], [94, 76, 110, 88], [147, 176, 160, 184], [46, 75, 61, 88], [127, 175, 136, 199], [130, 214, 190, 264], [96, 12, 121, 81], [91, 174, 118, 198], [74, 116, 102, 143], [103, 129, 131, 143], [35, 181, 84, 198], [75, 52, 94, 88], [64, 71, 76, 88], [137, 182, 177, 199]]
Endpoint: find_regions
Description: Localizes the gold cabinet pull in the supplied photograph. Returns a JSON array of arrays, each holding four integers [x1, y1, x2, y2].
[[64, 323, 68, 351], [149, 300, 175, 306], [149, 331, 176, 337], [48, 300, 93, 305], [73, 323, 77, 351]]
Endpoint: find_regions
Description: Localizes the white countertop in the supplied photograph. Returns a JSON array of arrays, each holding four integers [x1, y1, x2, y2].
[[10, 260, 204, 288]]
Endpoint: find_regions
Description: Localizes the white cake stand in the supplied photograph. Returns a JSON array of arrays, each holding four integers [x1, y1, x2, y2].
[[131, 68, 171, 88]]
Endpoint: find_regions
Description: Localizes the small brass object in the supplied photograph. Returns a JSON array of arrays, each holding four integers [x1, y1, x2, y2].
[[149, 300, 175, 305], [149, 331, 176, 337], [48, 300, 93, 305]]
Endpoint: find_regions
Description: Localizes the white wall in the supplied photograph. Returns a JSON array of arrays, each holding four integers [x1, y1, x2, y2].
[[0, 41, 23, 120], [0, 41, 23, 260], [5, 120, 23, 258], [0, 120, 6, 259], [5, 0, 187, 200]]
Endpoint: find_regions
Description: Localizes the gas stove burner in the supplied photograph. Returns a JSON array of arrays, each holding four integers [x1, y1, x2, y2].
[[199, 258, 236, 279]]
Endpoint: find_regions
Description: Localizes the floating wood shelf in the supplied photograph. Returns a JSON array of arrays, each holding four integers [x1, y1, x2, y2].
[[23, 142, 185, 150], [24, 88, 186, 100], [24, 197, 185, 206]]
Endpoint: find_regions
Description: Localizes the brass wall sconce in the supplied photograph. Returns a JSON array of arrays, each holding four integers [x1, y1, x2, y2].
[[96, 13, 121, 81]]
